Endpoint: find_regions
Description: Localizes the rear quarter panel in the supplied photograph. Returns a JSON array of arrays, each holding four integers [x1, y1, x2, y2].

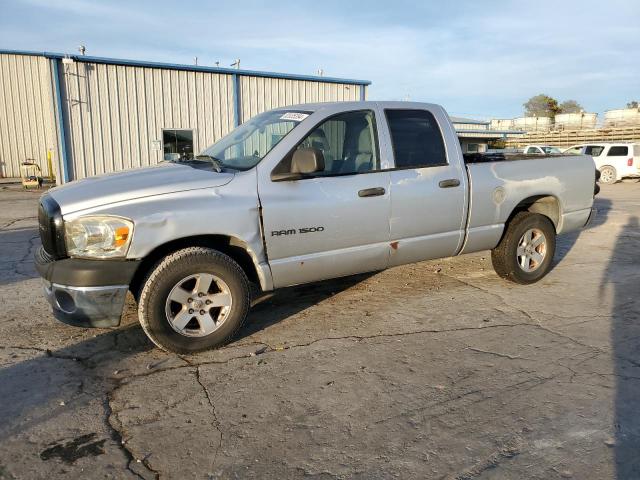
[[462, 155, 595, 253]]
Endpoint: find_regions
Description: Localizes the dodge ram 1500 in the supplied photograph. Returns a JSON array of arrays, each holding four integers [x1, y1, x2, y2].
[[36, 102, 597, 353]]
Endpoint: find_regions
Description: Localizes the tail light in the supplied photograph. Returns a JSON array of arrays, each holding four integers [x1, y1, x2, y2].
[[628, 158, 634, 166]]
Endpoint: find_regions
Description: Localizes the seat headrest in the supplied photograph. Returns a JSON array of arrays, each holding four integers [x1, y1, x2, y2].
[[357, 127, 373, 154], [291, 147, 325, 174]]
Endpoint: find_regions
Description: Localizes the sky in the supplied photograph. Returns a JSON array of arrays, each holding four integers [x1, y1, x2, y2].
[[1, 0, 639, 119]]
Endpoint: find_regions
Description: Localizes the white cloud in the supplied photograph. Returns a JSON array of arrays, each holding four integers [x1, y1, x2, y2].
[[3, 0, 639, 117]]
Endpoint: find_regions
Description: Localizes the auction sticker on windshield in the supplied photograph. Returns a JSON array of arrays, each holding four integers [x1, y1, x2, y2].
[[280, 112, 309, 122]]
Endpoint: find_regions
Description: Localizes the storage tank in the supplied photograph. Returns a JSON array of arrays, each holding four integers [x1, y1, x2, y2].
[[490, 119, 514, 130], [554, 112, 597, 130], [512, 116, 552, 131], [604, 108, 640, 127]]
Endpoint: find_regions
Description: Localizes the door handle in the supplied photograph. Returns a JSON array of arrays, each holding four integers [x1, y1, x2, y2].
[[438, 179, 461, 188], [358, 187, 386, 197]]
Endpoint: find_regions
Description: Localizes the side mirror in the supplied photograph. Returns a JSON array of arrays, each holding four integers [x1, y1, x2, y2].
[[271, 147, 325, 182]]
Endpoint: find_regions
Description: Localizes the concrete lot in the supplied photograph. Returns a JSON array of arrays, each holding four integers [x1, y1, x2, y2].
[[0, 181, 638, 479]]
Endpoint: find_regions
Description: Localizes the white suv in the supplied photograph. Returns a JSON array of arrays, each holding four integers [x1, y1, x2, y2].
[[564, 143, 640, 184]]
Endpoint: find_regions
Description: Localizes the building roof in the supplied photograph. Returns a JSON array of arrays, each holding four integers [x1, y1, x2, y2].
[[449, 116, 489, 125], [457, 129, 526, 139], [0, 49, 371, 86]]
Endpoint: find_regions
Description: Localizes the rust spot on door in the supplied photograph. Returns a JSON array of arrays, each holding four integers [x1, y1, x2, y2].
[[390, 241, 399, 250]]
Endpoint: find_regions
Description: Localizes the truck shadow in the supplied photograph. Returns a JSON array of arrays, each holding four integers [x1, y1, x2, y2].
[[602, 215, 640, 479], [238, 272, 377, 340], [0, 323, 152, 443], [552, 196, 612, 269], [0, 226, 40, 286], [0, 273, 373, 444]]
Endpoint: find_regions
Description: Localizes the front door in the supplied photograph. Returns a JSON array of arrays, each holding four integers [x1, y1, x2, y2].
[[382, 108, 468, 266], [259, 109, 391, 288]]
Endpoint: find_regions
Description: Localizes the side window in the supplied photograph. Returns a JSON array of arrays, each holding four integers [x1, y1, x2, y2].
[[276, 110, 379, 176], [566, 146, 583, 154], [385, 109, 447, 168], [585, 146, 604, 157], [607, 146, 629, 156]]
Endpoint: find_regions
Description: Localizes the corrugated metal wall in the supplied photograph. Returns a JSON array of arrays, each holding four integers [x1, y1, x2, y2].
[[239, 76, 361, 122], [0, 52, 368, 182], [60, 61, 236, 179], [0, 54, 59, 178]]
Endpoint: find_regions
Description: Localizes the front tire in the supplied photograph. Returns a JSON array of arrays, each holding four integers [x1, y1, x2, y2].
[[491, 212, 556, 284], [138, 247, 250, 353]]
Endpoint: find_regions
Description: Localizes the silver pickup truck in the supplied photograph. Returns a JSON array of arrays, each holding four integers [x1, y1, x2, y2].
[[35, 101, 597, 353]]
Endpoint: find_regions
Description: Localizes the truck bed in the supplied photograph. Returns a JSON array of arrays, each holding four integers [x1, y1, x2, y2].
[[459, 153, 596, 256], [463, 153, 569, 164]]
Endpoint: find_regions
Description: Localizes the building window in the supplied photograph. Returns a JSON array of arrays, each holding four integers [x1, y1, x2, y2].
[[163, 129, 194, 161], [467, 143, 480, 153]]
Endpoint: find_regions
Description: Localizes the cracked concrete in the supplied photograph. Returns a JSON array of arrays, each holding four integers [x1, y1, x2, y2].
[[0, 182, 639, 479]]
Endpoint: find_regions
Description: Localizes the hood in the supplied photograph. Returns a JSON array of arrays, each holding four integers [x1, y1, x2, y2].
[[49, 162, 235, 214]]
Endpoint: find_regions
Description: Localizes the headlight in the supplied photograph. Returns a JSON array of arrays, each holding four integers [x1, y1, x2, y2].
[[64, 216, 134, 259]]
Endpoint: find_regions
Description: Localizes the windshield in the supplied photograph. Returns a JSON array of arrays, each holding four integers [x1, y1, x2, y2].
[[198, 110, 311, 171], [542, 146, 561, 154]]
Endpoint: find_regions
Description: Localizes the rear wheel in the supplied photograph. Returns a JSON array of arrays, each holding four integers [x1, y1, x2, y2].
[[491, 212, 556, 284], [599, 166, 617, 184], [138, 247, 250, 353]]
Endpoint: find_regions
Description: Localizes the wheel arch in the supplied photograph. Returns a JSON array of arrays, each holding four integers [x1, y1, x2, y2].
[[506, 195, 561, 232], [130, 234, 267, 300]]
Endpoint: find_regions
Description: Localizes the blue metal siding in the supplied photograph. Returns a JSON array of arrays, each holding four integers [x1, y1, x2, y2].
[[0, 49, 371, 87], [51, 59, 70, 183]]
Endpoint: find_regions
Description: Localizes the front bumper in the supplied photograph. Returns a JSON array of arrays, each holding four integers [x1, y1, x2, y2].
[[35, 246, 140, 328], [42, 281, 129, 327]]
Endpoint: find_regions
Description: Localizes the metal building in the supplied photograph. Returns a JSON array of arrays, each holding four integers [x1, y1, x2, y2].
[[450, 116, 524, 153], [0, 50, 369, 183]]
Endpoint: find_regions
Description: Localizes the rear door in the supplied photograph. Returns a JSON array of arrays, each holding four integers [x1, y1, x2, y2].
[[259, 108, 392, 288], [606, 145, 632, 176], [381, 107, 468, 267]]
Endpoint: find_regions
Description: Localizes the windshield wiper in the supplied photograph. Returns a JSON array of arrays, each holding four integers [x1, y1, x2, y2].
[[194, 154, 224, 173]]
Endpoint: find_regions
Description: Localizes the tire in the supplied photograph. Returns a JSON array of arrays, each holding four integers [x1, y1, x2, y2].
[[491, 212, 556, 285], [138, 247, 250, 353], [599, 166, 617, 184]]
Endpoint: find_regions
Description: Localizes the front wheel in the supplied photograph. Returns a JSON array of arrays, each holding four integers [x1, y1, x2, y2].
[[138, 247, 250, 353], [491, 212, 556, 284]]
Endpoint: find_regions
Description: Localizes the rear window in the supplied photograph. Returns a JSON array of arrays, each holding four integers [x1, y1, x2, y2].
[[608, 146, 629, 156], [585, 146, 604, 156], [385, 109, 447, 168]]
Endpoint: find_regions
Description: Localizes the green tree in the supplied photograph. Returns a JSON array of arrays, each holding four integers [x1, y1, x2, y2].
[[558, 100, 583, 114], [523, 94, 560, 118], [627, 101, 639, 109]]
